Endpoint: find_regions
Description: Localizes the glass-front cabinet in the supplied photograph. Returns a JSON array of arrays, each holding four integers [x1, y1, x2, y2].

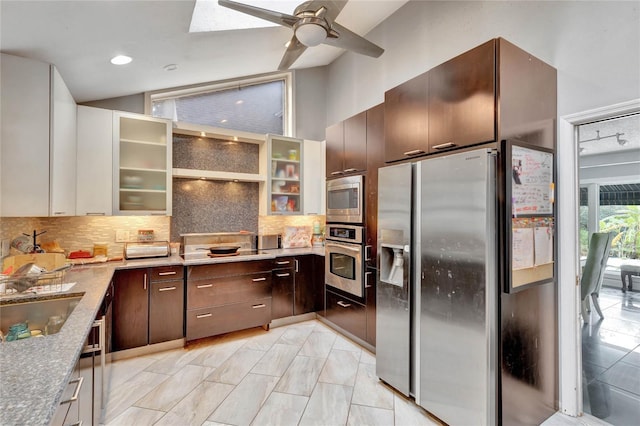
[[113, 112, 172, 215], [268, 134, 303, 214]]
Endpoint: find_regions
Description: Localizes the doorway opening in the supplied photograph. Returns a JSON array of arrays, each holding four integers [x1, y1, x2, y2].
[[577, 112, 640, 424]]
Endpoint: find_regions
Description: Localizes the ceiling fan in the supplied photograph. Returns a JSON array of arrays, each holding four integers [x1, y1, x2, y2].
[[218, 0, 384, 70]]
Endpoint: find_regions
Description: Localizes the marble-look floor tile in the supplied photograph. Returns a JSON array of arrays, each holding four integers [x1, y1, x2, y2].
[[299, 330, 337, 358], [144, 347, 203, 375], [106, 354, 158, 389], [135, 364, 213, 412], [540, 411, 612, 425], [394, 394, 440, 426], [333, 333, 364, 353], [250, 392, 309, 426], [206, 348, 265, 385], [242, 327, 286, 351], [277, 324, 315, 346], [351, 362, 394, 409], [621, 345, 640, 367], [299, 382, 353, 426], [275, 355, 326, 396], [208, 373, 280, 426], [318, 349, 360, 386], [105, 406, 165, 426], [189, 338, 247, 368], [584, 381, 640, 424], [360, 349, 376, 365], [103, 371, 170, 424], [347, 404, 395, 426], [251, 343, 299, 376], [154, 381, 234, 426]]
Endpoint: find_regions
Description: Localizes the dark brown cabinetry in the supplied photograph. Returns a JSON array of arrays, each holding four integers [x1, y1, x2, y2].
[[325, 289, 367, 341], [112, 265, 184, 351], [428, 39, 496, 153], [113, 268, 149, 351], [364, 103, 385, 266], [384, 72, 429, 163], [186, 259, 272, 341], [325, 111, 367, 177], [272, 255, 323, 320], [384, 38, 557, 162]]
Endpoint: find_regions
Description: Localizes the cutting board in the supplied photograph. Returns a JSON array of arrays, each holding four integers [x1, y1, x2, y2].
[[3, 253, 67, 272]]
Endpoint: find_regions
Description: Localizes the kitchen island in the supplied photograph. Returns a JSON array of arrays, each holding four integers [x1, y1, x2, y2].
[[0, 248, 323, 425]]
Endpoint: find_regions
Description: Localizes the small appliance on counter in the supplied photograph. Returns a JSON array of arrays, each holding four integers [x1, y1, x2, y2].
[[123, 241, 170, 260], [256, 234, 280, 250]]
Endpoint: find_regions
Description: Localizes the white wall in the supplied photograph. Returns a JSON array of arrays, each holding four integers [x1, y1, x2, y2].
[[325, 0, 640, 124]]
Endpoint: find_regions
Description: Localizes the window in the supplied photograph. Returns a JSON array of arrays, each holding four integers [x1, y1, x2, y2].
[[146, 73, 292, 135]]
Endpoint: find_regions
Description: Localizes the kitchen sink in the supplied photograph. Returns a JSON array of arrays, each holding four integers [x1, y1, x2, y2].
[[0, 295, 83, 339]]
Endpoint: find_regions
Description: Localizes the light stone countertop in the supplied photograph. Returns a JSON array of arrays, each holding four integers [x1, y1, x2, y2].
[[0, 249, 324, 425]]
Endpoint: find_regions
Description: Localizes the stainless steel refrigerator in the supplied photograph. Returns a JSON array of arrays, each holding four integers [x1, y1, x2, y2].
[[377, 147, 498, 425]]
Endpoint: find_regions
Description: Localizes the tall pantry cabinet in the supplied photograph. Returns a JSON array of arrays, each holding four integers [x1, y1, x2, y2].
[[1, 53, 77, 217]]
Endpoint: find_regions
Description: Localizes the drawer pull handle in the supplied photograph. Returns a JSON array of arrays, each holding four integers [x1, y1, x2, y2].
[[252, 277, 267, 282], [343, 168, 357, 173], [252, 304, 267, 309], [276, 261, 290, 265], [159, 286, 176, 292], [365, 271, 373, 288], [403, 149, 425, 156], [197, 284, 213, 289], [60, 376, 84, 405], [330, 171, 344, 176], [196, 313, 212, 319], [337, 301, 351, 308], [86, 212, 106, 216], [276, 273, 290, 277], [432, 142, 457, 150], [158, 271, 177, 276]]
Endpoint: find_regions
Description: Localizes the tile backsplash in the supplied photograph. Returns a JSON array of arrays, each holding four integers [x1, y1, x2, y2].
[[0, 216, 170, 258]]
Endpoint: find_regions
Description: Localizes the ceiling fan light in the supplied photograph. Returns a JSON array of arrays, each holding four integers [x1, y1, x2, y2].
[[295, 23, 326, 47]]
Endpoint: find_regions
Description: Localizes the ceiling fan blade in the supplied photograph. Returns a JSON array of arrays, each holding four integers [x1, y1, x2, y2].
[[298, 0, 347, 23], [218, 0, 298, 28], [323, 21, 384, 57], [278, 35, 308, 70]]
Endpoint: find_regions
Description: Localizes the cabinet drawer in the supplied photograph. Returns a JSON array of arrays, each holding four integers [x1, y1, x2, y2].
[[186, 298, 272, 341], [326, 290, 366, 341], [149, 280, 184, 344], [187, 272, 272, 309], [188, 260, 273, 280], [150, 265, 184, 281], [273, 257, 295, 269]]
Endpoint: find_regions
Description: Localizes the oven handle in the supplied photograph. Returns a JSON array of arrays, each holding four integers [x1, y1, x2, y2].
[[325, 242, 361, 253]]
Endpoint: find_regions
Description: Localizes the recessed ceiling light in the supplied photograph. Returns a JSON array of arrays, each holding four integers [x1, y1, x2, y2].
[[200, 131, 206, 137], [235, 100, 244, 105], [164, 64, 178, 71], [110, 55, 132, 65], [220, 119, 228, 123]]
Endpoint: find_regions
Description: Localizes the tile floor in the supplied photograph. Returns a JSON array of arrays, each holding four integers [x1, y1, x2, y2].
[[102, 319, 608, 426], [582, 282, 640, 425]]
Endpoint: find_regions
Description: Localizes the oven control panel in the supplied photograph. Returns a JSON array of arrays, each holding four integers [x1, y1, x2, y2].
[[326, 224, 363, 244]]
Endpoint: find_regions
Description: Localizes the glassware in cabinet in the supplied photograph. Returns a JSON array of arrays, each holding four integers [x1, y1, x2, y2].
[[267, 134, 303, 214]]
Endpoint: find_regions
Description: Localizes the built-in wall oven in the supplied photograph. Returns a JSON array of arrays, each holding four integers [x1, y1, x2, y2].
[[326, 175, 363, 224], [325, 224, 365, 298]]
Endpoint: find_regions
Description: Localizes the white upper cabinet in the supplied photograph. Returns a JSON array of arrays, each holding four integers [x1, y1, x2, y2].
[[50, 66, 77, 216], [0, 53, 76, 217], [113, 112, 172, 216], [76, 106, 113, 216], [303, 139, 325, 215]]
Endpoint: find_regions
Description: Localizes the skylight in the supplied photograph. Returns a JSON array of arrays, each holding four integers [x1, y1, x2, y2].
[[190, 0, 301, 33]]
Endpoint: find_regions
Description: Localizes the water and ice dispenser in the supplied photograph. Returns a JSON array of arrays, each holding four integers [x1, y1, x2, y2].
[[380, 242, 409, 287]]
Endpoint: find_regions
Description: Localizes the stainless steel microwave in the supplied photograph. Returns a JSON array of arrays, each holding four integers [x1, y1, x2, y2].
[[326, 175, 363, 224]]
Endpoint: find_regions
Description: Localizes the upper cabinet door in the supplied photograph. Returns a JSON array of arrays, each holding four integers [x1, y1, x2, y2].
[[343, 111, 367, 173], [77, 106, 113, 216], [384, 72, 429, 163], [0, 54, 51, 217], [50, 66, 77, 217], [325, 121, 344, 177], [268, 134, 303, 215], [428, 39, 496, 153], [113, 112, 172, 216]]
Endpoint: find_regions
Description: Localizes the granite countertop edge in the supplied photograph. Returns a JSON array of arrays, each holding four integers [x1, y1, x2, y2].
[[0, 249, 324, 424]]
